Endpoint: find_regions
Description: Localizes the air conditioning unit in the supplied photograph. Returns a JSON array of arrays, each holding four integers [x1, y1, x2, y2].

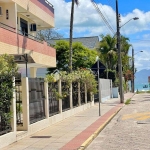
[[30, 24, 36, 31], [0, 7, 2, 16]]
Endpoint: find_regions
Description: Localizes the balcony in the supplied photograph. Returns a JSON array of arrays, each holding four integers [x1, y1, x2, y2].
[[39, 0, 54, 13], [0, 22, 56, 68]]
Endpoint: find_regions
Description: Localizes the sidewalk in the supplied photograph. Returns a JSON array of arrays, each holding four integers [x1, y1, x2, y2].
[[1, 93, 134, 150]]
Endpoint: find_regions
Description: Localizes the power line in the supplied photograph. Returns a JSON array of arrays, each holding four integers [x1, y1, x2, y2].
[[91, 0, 116, 35], [99, 1, 116, 31]]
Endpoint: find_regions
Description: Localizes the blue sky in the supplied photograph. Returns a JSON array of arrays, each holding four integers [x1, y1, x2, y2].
[[49, 0, 150, 72]]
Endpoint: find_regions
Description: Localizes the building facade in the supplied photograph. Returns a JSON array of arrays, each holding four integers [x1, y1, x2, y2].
[[0, 0, 56, 77]]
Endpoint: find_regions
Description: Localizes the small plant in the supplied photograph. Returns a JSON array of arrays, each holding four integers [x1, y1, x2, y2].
[[125, 98, 131, 105]]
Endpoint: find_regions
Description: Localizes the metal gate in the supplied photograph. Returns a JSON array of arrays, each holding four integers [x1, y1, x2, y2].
[[72, 82, 78, 107], [29, 78, 45, 124], [80, 82, 85, 104], [48, 82, 59, 116], [62, 82, 70, 111]]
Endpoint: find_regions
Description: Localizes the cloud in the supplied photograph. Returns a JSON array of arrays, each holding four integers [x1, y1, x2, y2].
[[49, 0, 150, 71], [49, 0, 150, 36]]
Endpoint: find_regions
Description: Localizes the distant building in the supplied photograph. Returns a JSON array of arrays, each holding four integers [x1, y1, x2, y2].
[[49, 36, 99, 50]]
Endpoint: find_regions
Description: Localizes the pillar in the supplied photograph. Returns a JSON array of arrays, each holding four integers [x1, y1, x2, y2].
[[30, 67, 37, 78], [22, 77, 29, 130], [11, 77, 16, 132], [44, 81, 49, 118]]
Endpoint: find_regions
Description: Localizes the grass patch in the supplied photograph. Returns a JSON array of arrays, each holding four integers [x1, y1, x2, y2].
[[125, 99, 131, 105], [136, 90, 150, 94]]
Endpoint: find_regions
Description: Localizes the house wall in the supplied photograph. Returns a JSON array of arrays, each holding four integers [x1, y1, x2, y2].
[[0, 2, 17, 28], [13, 0, 54, 27], [0, 27, 56, 67]]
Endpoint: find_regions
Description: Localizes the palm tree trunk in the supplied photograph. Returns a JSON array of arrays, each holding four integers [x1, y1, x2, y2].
[[69, 0, 75, 72]]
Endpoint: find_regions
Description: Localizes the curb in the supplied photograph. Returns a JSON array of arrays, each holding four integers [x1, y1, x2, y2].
[[78, 104, 124, 150]]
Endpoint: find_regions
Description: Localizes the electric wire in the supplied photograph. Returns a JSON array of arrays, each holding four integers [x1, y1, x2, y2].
[[99, 1, 116, 32], [91, 0, 116, 35]]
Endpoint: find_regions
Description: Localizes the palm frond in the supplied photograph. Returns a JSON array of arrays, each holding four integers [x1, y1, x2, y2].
[[74, 0, 79, 5]]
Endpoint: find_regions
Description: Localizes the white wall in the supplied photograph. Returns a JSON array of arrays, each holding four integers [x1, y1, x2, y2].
[[99, 78, 112, 102]]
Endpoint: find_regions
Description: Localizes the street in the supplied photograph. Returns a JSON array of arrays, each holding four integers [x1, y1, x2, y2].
[[86, 93, 150, 150]]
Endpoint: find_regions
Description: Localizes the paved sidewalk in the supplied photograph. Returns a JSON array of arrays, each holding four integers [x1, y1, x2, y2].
[[2, 93, 134, 150], [87, 93, 150, 150]]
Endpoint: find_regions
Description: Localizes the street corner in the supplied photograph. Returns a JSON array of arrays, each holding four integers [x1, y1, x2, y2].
[[120, 112, 150, 122]]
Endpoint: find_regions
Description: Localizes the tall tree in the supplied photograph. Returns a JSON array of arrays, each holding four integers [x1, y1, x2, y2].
[[98, 34, 117, 70], [69, 0, 79, 72], [47, 40, 97, 74]]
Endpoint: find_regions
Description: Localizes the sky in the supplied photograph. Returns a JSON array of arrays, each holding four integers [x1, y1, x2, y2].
[[49, 0, 150, 72]]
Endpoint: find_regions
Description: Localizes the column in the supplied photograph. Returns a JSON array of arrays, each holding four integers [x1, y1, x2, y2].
[[22, 77, 29, 130], [30, 67, 37, 78], [44, 81, 49, 118], [10, 77, 16, 132]]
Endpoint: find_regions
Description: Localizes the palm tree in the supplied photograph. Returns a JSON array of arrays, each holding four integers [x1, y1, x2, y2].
[[69, 0, 79, 72], [98, 34, 117, 71]]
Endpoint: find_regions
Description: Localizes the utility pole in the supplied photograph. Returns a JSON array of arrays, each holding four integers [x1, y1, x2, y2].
[[132, 47, 134, 93], [96, 57, 101, 116], [116, 0, 124, 103]]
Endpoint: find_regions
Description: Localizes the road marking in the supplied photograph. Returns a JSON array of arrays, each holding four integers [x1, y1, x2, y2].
[[122, 112, 150, 121]]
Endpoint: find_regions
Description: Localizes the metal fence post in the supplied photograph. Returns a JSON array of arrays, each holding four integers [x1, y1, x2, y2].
[[78, 82, 81, 106], [70, 82, 73, 109], [58, 79, 62, 113]]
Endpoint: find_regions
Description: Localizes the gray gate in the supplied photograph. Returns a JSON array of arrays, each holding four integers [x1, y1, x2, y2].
[[29, 78, 45, 124]]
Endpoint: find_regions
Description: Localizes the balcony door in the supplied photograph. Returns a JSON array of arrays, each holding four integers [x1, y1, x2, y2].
[[20, 18, 28, 36]]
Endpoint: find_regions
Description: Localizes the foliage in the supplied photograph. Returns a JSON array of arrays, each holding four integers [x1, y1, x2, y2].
[[46, 68, 97, 100], [124, 70, 133, 82], [72, 42, 98, 70], [0, 54, 18, 133], [125, 99, 131, 105], [47, 41, 98, 74], [98, 34, 132, 88], [100, 69, 116, 83], [98, 34, 117, 70]]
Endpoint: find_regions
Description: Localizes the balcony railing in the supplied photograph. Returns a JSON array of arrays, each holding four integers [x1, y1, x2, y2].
[[0, 22, 15, 32], [17, 30, 43, 43], [38, 0, 54, 13], [0, 22, 43, 43], [45, 0, 54, 8]]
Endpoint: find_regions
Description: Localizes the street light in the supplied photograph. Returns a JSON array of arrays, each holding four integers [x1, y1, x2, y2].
[[116, 0, 139, 103], [119, 17, 139, 28], [131, 48, 143, 93]]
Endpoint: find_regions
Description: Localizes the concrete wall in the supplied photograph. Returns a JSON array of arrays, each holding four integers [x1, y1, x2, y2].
[[99, 78, 112, 102], [0, 27, 56, 67], [0, 2, 17, 28], [13, 0, 54, 27]]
